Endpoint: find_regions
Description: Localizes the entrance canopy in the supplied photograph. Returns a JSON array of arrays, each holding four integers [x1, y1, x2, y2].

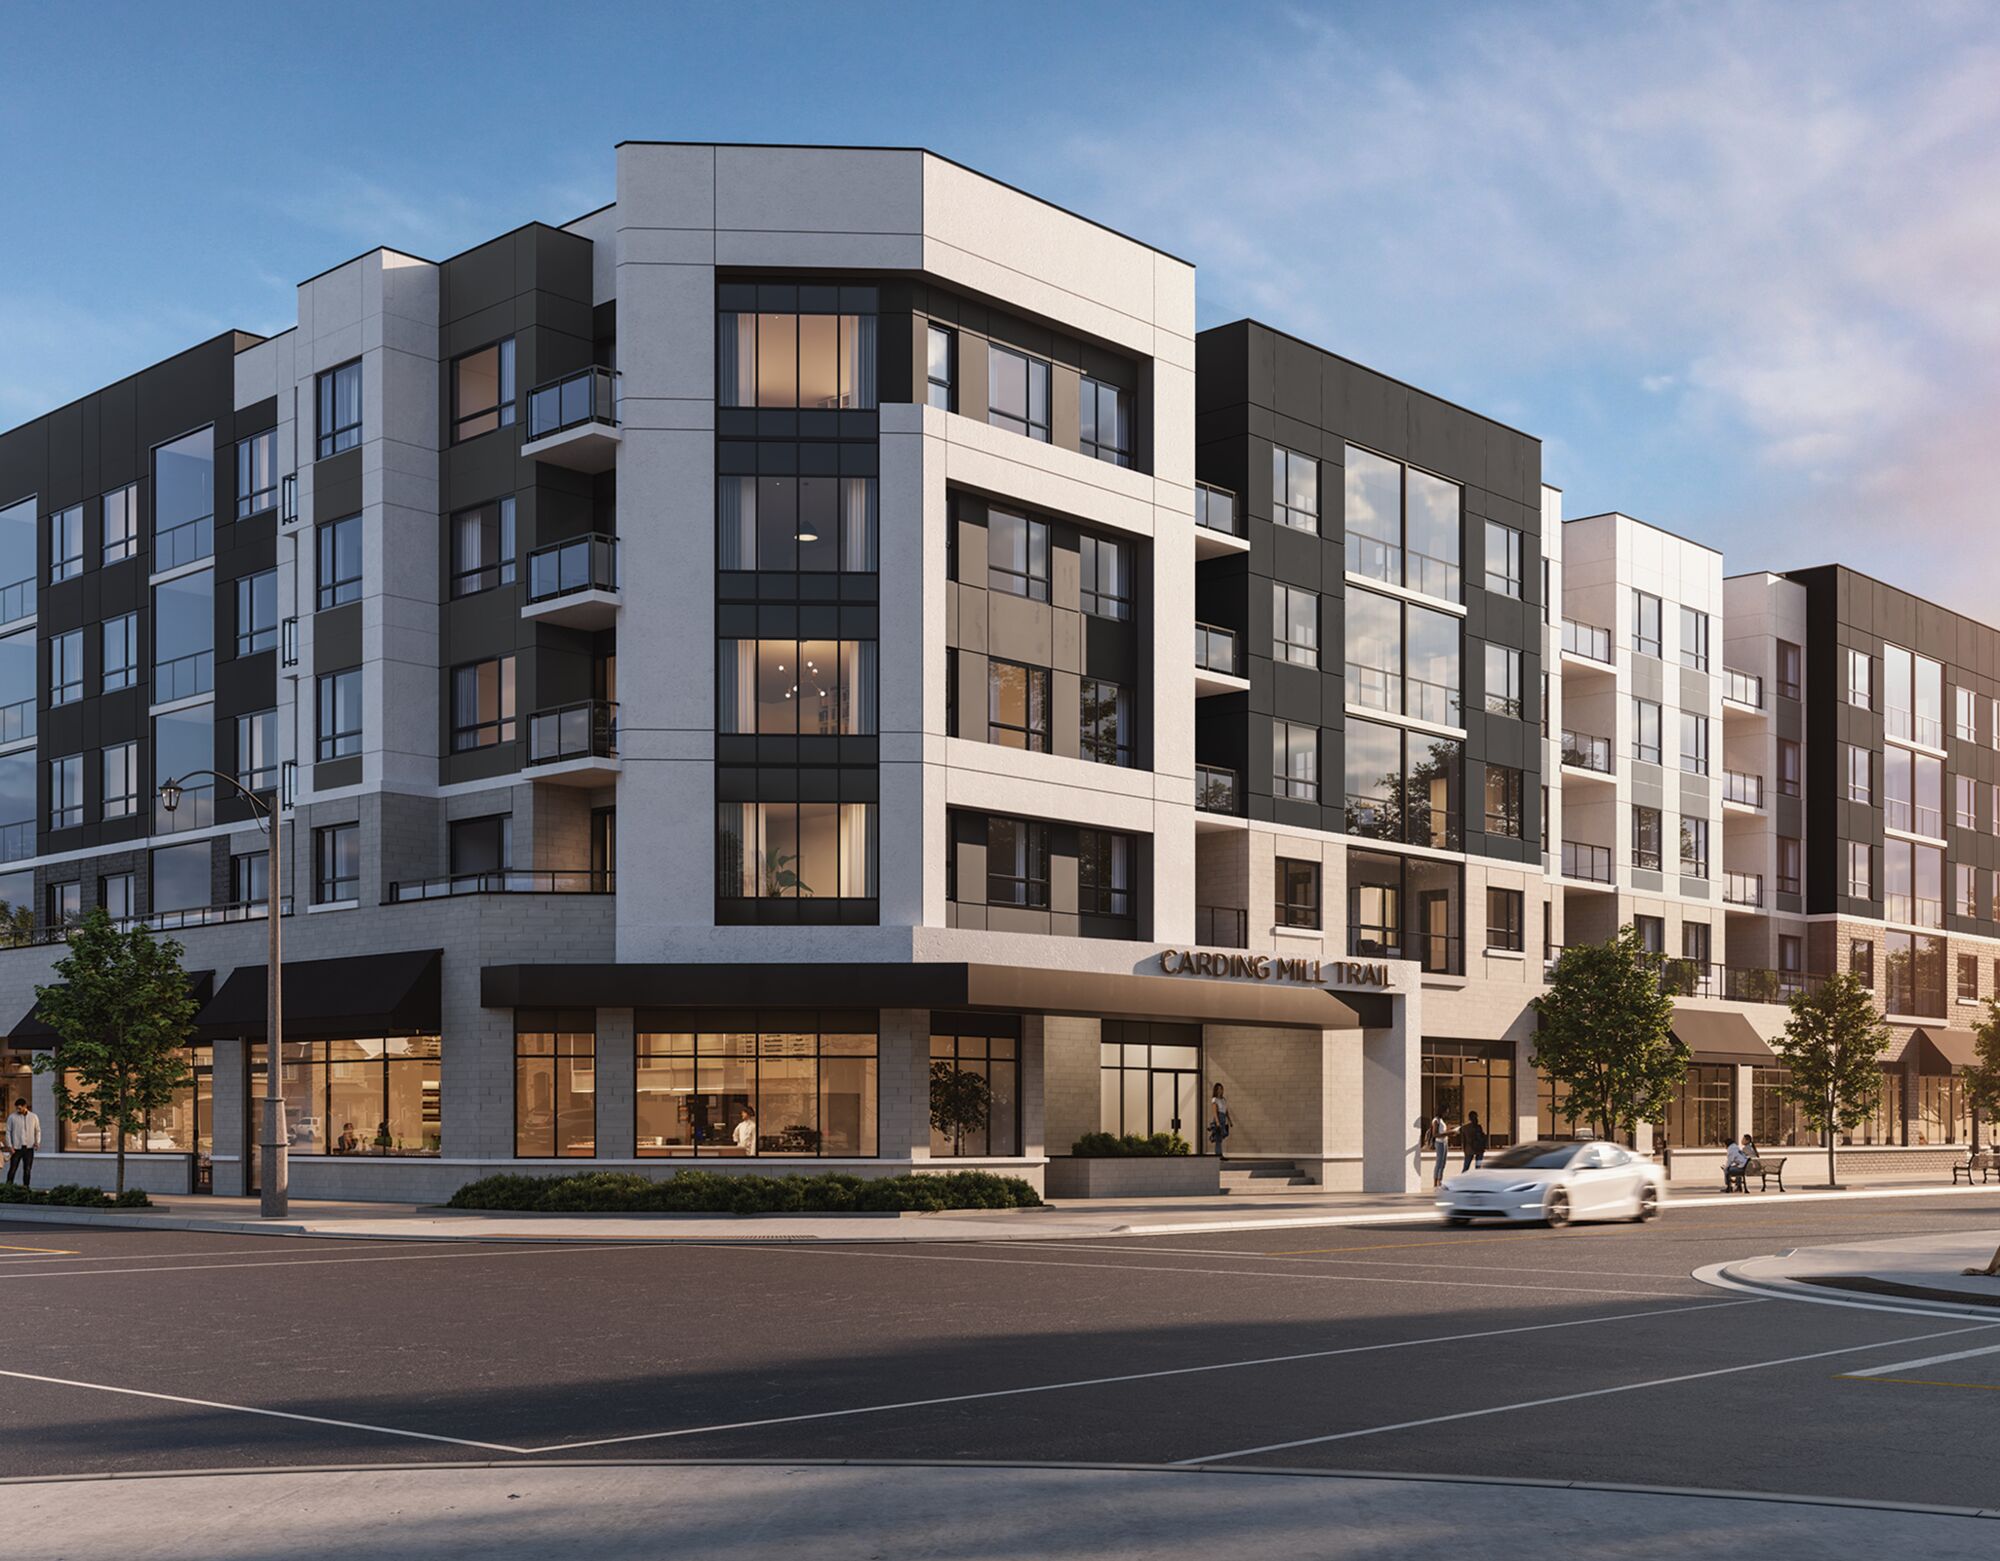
[[8, 971, 213, 1051], [1911, 1027, 1981, 1074], [483, 961, 1375, 1030], [195, 949, 442, 1040], [1671, 1008, 1776, 1066]]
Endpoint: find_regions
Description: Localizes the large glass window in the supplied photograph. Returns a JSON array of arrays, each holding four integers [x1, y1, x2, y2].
[[637, 1013, 879, 1157], [451, 657, 517, 750], [153, 708, 213, 832], [1484, 765, 1523, 838], [719, 308, 877, 411], [1750, 1067, 1813, 1149], [1078, 534, 1130, 619], [1483, 643, 1521, 717], [1274, 446, 1320, 533], [1423, 1042, 1515, 1148], [1099, 1024, 1201, 1144], [48, 753, 82, 831], [150, 839, 210, 913], [48, 504, 82, 584], [317, 360, 362, 458], [1343, 717, 1461, 849], [450, 815, 512, 876], [102, 742, 138, 820], [1632, 805, 1663, 871], [1662, 1064, 1734, 1148], [1079, 678, 1132, 767], [154, 426, 215, 570], [50, 629, 83, 707], [1273, 582, 1318, 667], [984, 816, 1050, 908], [452, 338, 516, 442], [1915, 1074, 1973, 1146], [1679, 606, 1710, 671], [1342, 445, 1463, 599], [1632, 697, 1662, 765], [986, 344, 1050, 440], [102, 483, 138, 567], [1482, 521, 1520, 600], [715, 802, 877, 902], [1346, 589, 1459, 725], [718, 639, 877, 737], [1682, 815, 1711, 879], [716, 475, 877, 574], [0, 497, 32, 622], [1277, 857, 1320, 929], [235, 570, 277, 656], [1683, 713, 1711, 776], [932, 1021, 1017, 1156], [317, 669, 362, 760], [236, 429, 279, 518], [926, 324, 956, 410], [514, 1010, 594, 1158], [61, 1045, 209, 1154], [0, 629, 30, 745], [1078, 828, 1134, 917], [102, 613, 137, 692], [1079, 376, 1131, 466], [234, 710, 277, 794], [282, 1037, 440, 1156], [1632, 590, 1662, 658], [1273, 720, 1319, 802], [314, 821, 359, 904], [1484, 888, 1523, 951], [450, 498, 516, 597], [988, 511, 1049, 600], [988, 662, 1049, 751], [1349, 846, 1461, 973], [0, 753, 30, 863], [317, 515, 362, 609], [1845, 647, 1872, 709], [1885, 929, 1946, 1016]]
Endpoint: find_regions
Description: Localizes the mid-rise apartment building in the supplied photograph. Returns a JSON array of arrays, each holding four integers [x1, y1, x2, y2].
[[0, 142, 1985, 1201]]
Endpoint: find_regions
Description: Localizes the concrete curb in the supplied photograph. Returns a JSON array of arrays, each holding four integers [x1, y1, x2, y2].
[[1695, 1256, 2000, 1319]]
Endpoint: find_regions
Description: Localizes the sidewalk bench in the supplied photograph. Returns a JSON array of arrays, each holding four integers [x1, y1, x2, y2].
[[1744, 1156, 1786, 1192], [1952, 1151, 2000, 1185]]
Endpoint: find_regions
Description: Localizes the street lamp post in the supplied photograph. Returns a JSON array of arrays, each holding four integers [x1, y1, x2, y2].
[[160, 769, 285, 1218]]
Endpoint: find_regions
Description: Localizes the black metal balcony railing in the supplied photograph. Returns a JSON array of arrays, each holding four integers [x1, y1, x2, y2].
[[1195, 763, 1238, 814], [1540, 946, 1829, 1007], [388, 870, 614, 904], [527, 534, 620, 602], [1, 898, 296, 951], [527, 699, 619, 765], [526, 365, 619, 441], [1194, 622, 1238, 676], [1195, 905, 1248, 948], [1722, 668, 1764, 708], [1560, 729, 1612, 773], [1195, 483, 1241, 537], [1561, 840, 1613, 883], [1561, 620, 1613, 663]]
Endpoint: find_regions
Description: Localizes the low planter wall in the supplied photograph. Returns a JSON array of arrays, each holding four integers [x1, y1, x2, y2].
[[1662, 1145, 1975, 1183], [1045, 1155, 1219, 1199]]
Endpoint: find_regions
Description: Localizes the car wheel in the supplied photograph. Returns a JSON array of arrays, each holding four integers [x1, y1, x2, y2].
[[1635, 1184, 1660, 1222], [1545, 1189, 1571, 1228], [1444, 1215, 1471, 1227]]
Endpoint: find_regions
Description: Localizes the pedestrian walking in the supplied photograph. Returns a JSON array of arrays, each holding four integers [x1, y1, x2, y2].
[[1208, 1084, 1232, 1158], [1429, 1110, 1450, 1186], [5, 1096, 40, 1188], [1460, 1110, 1488, 1171]]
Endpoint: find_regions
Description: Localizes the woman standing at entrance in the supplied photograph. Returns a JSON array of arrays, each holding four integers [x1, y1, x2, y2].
[[1208, 1084, 1231, 1158]]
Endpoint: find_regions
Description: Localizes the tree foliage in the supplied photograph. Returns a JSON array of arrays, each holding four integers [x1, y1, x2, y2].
[[1530, 925, 1683, 1141], [1769, 971, 1889, 1186], [1961, 997, 2000, 1134], [929, 1061, 993, 1155], [29, 910, 199, 1194]]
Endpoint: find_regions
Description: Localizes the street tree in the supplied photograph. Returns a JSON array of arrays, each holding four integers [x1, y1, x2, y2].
[[1769, 971, 1889, 1189], [929, 1060, 993, 1156], [30, 909, 200, 1195], [1530, 926, 1683, 1143], [1964, 1000, 2000, 1276]]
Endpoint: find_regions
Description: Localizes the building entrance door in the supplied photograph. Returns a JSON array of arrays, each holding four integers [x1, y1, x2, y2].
[[1150, 1067, 1201, 1147], [1101, 1022, 1205, 1148]]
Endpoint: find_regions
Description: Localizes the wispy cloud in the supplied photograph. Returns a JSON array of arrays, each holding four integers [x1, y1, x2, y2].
[[0, 296, 228, 431]]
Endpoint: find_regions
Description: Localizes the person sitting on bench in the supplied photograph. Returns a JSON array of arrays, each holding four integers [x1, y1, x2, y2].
[[1723, 1136, 1750, 1193]]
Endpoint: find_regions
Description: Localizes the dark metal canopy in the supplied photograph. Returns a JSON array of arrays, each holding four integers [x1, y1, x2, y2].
[[194, 949, 442, 1041], [7, 971, 214, 1051]]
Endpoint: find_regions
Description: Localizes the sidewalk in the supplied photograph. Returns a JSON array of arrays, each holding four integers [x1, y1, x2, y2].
[[2, 1171, 1992, 1244], [1705, 1229, 2000, 1316], [6, 1462, 1996, 1560]]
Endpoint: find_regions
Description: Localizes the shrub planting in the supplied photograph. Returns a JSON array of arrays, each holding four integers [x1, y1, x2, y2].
[[1070, 1131, 1192, 1157], [445, 1168, 1042, 1214]]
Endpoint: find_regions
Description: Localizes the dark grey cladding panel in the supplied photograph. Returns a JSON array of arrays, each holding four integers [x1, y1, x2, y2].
[[217, 514, 277, 584], [313, 450, 364, 522], [214, 649, 276, 719], [313, 756, 362, 792], [314, 603, 362, 670]]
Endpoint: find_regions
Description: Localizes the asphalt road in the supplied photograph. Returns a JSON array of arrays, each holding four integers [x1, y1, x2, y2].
[[4, 1194, 1999, 1508]]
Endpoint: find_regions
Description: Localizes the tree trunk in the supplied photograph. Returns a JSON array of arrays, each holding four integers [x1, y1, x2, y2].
[[1824, 1090, 1837, 1188], [115, 1140, 126, 1196]]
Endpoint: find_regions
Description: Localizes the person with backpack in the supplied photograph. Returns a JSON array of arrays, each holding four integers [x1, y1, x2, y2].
[[1208, 1084, 1232, 1158], [1460, 1110, 1489, 1171], [1429, 1110, 1450, 1186]]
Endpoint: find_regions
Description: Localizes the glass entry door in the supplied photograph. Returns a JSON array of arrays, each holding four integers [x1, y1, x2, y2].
[[1149, 1067, 1201, 1146], [1100, 1022, 1205, 1148]]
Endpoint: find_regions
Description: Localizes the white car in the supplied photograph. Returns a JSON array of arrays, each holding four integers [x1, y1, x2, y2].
[[1437, 1139, 1664, 1227]]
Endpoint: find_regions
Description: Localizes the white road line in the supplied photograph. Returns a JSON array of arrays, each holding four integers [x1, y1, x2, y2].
[[724, 1242, 1703, 1299], [1175, 1320, 2000, 1466], [0, 1244, 636, 1281], [515, 1299, 1756, 1455], [0, 1240, 459, 1265], [0, 1367, 523, 1453], [1844, 1341, 2000, 1378], [1011, 1241, 1696, 1281]]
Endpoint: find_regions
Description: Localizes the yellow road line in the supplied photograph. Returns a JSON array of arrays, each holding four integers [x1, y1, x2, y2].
[[0, 1243, 80, 1255]]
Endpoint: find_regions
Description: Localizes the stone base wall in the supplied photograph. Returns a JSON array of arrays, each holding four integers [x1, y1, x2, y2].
[[1045, 1155, 1218, 1198]]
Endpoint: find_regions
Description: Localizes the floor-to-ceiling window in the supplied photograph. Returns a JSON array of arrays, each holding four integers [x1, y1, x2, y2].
[[1098, 1023, 1202, 1147], [929, 1015, 1019, 1157], [1422, 1041, 1515, 1148], [635, 1011, 878, 1157]]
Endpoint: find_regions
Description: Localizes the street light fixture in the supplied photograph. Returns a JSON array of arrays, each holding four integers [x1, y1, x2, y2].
[[160, 768, 286, 1218]]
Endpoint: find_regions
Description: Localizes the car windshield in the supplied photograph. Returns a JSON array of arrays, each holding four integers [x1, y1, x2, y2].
[[1483, 1141, 1582, 1170]]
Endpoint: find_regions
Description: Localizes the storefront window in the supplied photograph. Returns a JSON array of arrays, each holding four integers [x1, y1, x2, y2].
[[515, 1010, 596, 1158], [931, 1016, 1020, 1157], [1099, 1022, 1201, 1145], [280, 1037, 441, 1155], [59, 1046, 210, 1153], [635, 1011, 877, 1157], [1750, 1067, 1813, 1149], [1537, 1074, 1590, 1140], [1422, 1041, 1515, 1148], [1662, 1063, 1734, 1148], [1914, 1074, 1972, 1145], [1850, 1069, 1903, 1145]]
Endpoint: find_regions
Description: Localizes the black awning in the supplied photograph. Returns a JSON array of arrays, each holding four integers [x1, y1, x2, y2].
[[194, 949, 442, 1040], [8, 970, 214, 1052]]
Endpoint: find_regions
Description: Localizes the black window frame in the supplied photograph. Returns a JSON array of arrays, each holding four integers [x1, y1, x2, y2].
[[1276, 856, 1321, 929], [1078, 533, 1131, 620], [1077, 827, 1134, 918], [317, 514, 362, 609], [47, 504, 82, 584], [316, 360, 362, 459], [986, 344, 1051, 442], [1273, 719, 1320, 803], [316, 668, 362, 761], [1483, 520, 1522, 598], [1483, 642, 1521, 717], [984, 816, 1050, 908], [236, 428, 279, 518], [1079, 677, 1133, 767], [1632, 590, 1663, 658], [236, 708, 278, 793], [1483, 764, 1524, 838], [102, 612, 138, 692], [1484, 886, 1524, 951], [987, 660, 1050, 752], [451, 337, 517, 443], [925, 323, 956, 411], [101, 741, 138, 820], [451, 655, 518, 752], [312, 821, 360, 904], [1273, 581, 1319, 668], [48, 752, 82, 831], [1632, 804, 1663, 871], [1079, 375, 1132, 467], [235, 569, 278, 657], [987, 511, 1049, 601], [1272, 445, 1319, 532]]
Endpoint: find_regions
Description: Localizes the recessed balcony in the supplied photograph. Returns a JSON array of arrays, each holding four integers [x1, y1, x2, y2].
[[520, 366, 621, 472], [1194, 622, 1249, 696], [1559, 619, 1614, 672], [1194, 482, 1248, 559], [1722, 870, 1765, 909], [522, 534, 620, 630], [1194, 763, 1244, 830], [1722, 769, 1765, 812], [1721, 668, 1766, 714], [526, 698, 620, 785], [1559, 728, 1614, 782], [387, 870, 613, 904], [1559, 839, 1614, 887]]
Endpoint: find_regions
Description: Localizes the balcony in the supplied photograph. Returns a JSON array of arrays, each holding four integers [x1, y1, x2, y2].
[[1722, 871, 1764, 908], [1722, 769, 1764, 810], [1194, 482, 1247, 559], [1559, 729, 1613, 776], [522, 534, 620, 630], [1194, 622, 1248, 696], [1721, 668, 1765, 711], [1560, 620, 1613, 666], [388, 870, 614, 904], [1195, 905, 1248, 948], [1195, 763, 1239, 819], [521, 366, 621, 473], [1560, 840, 1613, 885], [526, 699, 619, 783], [1540, 948, 1826, 1006]]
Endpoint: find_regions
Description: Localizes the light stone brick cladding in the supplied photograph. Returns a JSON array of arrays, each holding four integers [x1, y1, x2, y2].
[[1041, 1015, 1101, 1157]]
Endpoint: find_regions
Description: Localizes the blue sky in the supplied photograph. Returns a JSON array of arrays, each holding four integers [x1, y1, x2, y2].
[[3, 0, 1995, 611]]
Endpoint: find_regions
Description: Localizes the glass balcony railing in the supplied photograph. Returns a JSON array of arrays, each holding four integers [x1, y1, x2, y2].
[[1722, 770, 1764, 807], [1195, 483, 1240, 537], [527, 534, 620, 602], [388, 870, 614, 903], [526, 366, 619, 441], [1560, 840, 1613, 883], [1195, 763, 1238, 814], [1561, 620, 1613, 663], [1195, 905, 1248, 948], [1560, 729, 1612, 773], [527, 699, 619, 766], [1722, 668, 1764, 708], [1722, 871, 1764, 907], [1194, 622, 1238, 676]]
